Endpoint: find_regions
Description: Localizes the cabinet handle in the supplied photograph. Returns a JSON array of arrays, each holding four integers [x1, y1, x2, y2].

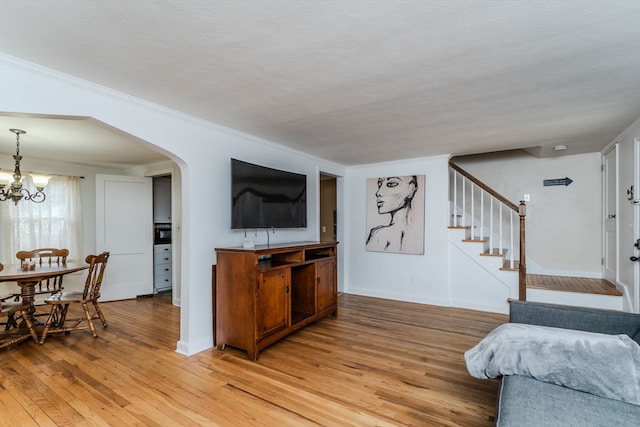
[[285, 286, 289, 293], [317, 277, 320, 284]]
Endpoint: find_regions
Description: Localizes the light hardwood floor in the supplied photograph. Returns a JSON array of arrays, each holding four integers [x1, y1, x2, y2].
[[527, 274, 623, 296], [1, 294, 507, 426]]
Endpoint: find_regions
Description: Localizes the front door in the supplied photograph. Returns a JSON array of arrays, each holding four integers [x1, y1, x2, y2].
[[624, 139, 640, 312], [96, 174, 153, 301]]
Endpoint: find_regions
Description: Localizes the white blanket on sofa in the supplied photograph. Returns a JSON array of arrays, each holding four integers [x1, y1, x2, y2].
[[464, 323, 640, 406]]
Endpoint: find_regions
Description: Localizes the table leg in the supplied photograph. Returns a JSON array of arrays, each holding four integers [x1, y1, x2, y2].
[[17, 280, 38, 318]]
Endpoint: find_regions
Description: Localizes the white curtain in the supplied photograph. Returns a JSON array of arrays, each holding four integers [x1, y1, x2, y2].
[[0, 175, 84, 264]]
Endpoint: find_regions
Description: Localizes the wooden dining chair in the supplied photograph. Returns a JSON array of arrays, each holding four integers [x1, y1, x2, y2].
[[0, 263, 39, 349], [39, 252, 110, 344], [16, 248, 70, 297]]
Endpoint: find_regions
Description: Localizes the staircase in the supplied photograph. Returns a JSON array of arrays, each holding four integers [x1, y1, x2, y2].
[[447, 224, 520, 313], [448, 162, 623, 313]]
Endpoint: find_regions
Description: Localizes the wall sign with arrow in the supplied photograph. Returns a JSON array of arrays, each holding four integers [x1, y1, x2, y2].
[[543, 177, 573, 187]]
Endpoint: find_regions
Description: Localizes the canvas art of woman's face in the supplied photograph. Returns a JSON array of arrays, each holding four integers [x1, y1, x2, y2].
[[375, 176, 417, 215]]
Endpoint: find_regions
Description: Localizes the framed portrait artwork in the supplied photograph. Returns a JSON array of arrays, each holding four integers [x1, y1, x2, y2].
[[365, 175, 425, 254]]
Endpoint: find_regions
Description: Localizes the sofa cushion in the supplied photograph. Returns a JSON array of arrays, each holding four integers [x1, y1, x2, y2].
[[497, 375, 640, 427]]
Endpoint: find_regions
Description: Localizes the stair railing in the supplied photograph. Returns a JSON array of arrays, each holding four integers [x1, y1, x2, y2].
[[449, 161, 527, 300]]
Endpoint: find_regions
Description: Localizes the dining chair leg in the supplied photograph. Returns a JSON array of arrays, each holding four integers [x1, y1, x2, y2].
[[4, 313, 18, 330], [82, 303, 98, 337], [93, 301, 107, 327], [39, 305, 60, 344], [58, 304, 70, 327], [19, 309, 39, 343]]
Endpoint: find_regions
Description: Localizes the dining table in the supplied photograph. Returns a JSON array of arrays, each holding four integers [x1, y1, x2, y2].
[[0, 262, 89, 319]]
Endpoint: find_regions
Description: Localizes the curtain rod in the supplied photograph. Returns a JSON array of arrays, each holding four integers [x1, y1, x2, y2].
[[22, 170, 85, 179]]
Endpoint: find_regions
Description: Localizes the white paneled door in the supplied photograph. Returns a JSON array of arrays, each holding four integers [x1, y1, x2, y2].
[[96, 174, 153, 301], [635, 138, 640, 313], [603, 146, 618, 287]]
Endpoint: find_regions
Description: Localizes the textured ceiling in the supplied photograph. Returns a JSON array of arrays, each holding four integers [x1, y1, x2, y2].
[[1, 0, 639, 167]]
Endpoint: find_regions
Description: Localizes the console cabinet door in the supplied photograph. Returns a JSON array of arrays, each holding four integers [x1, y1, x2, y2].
[[257, 269, 290, 340], [316, 259, 337, 313]]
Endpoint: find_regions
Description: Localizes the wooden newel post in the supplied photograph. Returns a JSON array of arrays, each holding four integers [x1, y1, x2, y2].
[[518, 201, 527, 301]]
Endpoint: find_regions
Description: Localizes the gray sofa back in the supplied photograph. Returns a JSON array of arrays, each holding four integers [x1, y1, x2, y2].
[[509, 300, 640, 337]]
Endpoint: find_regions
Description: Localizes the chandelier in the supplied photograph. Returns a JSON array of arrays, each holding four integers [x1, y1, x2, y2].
[[0, 129, 49, 205]]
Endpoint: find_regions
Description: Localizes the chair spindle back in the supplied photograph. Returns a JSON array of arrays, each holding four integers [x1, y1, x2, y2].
[[15, 248, 70, 294], [16, 248, 69, 266], [83, 252, 110, 300]]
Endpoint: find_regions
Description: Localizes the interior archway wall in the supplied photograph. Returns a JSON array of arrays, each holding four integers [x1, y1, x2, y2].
[[1, 54, 347, 355]]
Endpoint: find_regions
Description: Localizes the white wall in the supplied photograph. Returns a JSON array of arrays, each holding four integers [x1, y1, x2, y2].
[[344, 156, 452, 306], [0, 54, 346, 355], [454, 151, 603, 278]]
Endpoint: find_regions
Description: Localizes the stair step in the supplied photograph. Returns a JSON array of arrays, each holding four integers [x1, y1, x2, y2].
[[462, 237, 488, 243], [481, 249, 507, 257], [526, 274, 622, 296], [500, 260, 520, 271]]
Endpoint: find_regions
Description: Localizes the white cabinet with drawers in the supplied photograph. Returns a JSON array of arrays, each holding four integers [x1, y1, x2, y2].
[[154, 244, 172, 292]]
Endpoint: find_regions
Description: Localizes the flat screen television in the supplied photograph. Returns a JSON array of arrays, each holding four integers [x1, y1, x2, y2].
[[231, 158, 307, 229]]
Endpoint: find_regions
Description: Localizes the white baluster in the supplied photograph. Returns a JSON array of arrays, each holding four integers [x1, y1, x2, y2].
[[462, 176, 466, 228], [479, 190, 484, 240], [489, 196, 494, 253], [470, 180, 474, 234], [452, 170, 457, 227], [499, 204, 503, 256], [510, 211, 515, 269]]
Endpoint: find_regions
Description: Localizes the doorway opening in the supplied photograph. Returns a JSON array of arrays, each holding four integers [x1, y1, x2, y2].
[[319, 174, 337, 242], [153, 174, 173, 297]]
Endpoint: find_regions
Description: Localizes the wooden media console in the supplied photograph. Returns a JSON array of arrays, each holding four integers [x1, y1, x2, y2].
[[214, 241, 338, 360]]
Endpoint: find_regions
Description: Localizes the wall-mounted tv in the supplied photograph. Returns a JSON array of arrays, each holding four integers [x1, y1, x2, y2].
[[231, 158, 307, 229]]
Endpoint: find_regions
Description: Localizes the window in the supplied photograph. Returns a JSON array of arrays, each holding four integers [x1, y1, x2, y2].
[[0, 175, 83, 264]]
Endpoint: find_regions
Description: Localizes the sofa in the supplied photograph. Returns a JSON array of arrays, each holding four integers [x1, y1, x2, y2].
[[467, 300, 640, 426]]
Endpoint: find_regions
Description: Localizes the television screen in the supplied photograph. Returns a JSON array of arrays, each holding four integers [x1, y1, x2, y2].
[[231, 158, 307, 229]]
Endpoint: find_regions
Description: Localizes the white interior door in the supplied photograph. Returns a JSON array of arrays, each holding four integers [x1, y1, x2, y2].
[[96, 174, 153, 301], [603, 146, 617, 285], [635, 138, 640, 312], [628, 138, 640, 312]]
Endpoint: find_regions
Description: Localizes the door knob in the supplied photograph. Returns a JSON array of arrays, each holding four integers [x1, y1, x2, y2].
[[631, 256, 640, 262]]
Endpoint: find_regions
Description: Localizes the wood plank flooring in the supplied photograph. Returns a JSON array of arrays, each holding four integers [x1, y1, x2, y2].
[[0, 294, 507, 426], [527, 274, 622, 296]]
